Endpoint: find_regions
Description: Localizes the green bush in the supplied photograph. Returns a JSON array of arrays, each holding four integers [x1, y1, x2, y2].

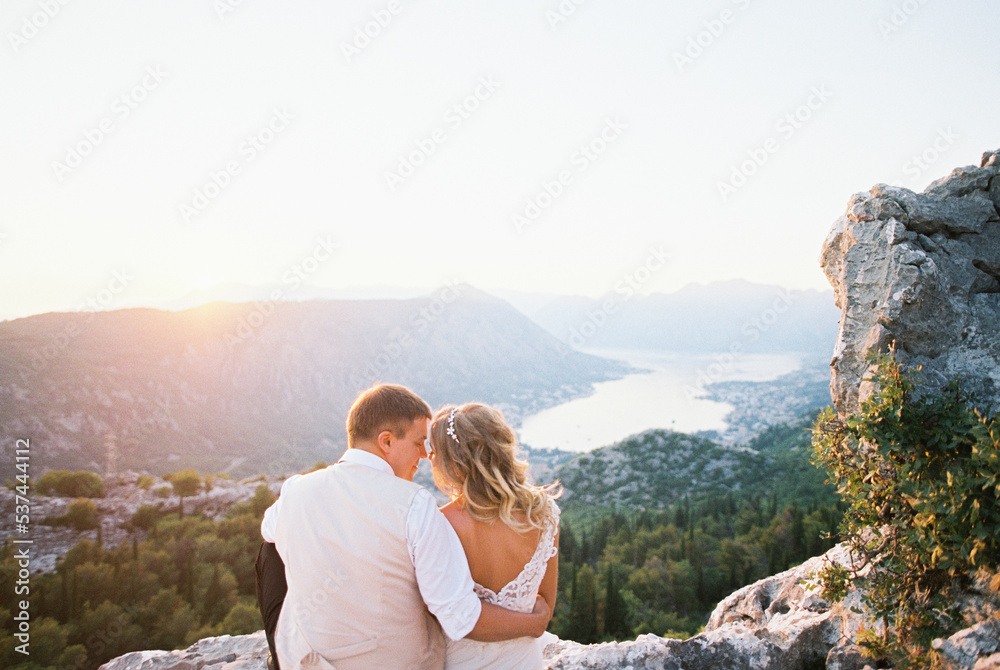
[[812, 353, 1000, 667], [250, 484, 276, 518], [65, 499, 99, 530], [130, 504, 161, 532], [36, 470, 104, 498], [165, 469, 202, 498]]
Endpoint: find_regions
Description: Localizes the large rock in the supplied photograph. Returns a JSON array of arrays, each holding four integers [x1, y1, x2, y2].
[[543, 543, 872, 670], [820, 150, 1000, 416], [99, 632, 268, 670]]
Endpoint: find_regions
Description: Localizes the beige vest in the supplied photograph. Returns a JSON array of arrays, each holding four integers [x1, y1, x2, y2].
[[274, 462, 446, 670]]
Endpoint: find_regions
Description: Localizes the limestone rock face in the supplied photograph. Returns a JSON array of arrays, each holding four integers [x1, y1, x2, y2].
[[820, 150, 1000, 416]]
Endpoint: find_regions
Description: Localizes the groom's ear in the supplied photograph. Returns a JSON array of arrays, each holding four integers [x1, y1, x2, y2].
[[375, 429, 393, 456]]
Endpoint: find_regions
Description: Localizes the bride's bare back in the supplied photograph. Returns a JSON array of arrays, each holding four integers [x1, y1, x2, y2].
[[441, 500, 558, 610]]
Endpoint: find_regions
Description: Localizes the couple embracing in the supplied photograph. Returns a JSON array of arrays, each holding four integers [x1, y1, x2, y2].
[[258, 384, 561, 669]]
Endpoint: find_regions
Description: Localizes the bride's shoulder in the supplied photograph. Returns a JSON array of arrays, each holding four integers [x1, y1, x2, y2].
[[440, 500, 473, 530]]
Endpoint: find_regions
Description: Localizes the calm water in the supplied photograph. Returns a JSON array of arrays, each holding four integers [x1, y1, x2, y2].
[[518, 348, 801, 452]]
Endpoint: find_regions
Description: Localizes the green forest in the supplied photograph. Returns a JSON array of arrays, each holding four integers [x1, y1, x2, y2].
[[547, 411, 844, 640], [549, 497, 842, 642], [0, 481, 276, 670]]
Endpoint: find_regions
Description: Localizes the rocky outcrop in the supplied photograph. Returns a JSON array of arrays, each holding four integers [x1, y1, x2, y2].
[[543, 542, 871, 670], [99, 631, 269, 670], [820, 150, 1000, 416], [0, 471, 282, 573]]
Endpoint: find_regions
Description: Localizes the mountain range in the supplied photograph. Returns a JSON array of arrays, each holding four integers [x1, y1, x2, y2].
[[510, 280, 838, 354], [0, 287, 624, 479], [0, 280, 838, 480]]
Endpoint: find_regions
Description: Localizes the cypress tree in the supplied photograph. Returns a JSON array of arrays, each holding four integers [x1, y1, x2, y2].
[[603, 563, 629, 639], [203, 564, 226, 622], [566, 564, 598, 643]]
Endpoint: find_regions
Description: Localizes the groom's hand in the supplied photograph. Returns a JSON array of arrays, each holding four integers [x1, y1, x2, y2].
[[531, 596, 551, 624], [464, 597, 553, 642]]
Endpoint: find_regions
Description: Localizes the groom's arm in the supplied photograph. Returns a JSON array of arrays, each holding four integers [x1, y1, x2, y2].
[[465, 597, 551, 642]]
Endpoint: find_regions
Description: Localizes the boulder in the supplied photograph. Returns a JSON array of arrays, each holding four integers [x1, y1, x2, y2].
[[543, 543, 870, 669], [98, 632, 268, 670], [820, 150, 1000, 416]]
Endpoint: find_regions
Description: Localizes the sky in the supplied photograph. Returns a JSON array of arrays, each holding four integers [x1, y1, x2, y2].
[[1, 0, 997, 320]]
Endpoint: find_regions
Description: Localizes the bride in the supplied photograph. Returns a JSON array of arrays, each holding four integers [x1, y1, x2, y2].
[[429, 403, 561, 670]]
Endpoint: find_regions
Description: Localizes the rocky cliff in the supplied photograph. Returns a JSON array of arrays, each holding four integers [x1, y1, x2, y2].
[[821, 150, 1000, 416]]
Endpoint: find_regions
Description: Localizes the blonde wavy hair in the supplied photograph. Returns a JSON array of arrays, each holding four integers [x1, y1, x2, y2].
[[430, 403, 560, 532]]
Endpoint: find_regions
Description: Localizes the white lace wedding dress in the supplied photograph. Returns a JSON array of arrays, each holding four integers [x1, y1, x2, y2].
[[445, 502, 560, 670]]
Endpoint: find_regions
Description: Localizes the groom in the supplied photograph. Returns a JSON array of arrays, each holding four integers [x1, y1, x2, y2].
[[259, 384, 550, 670]]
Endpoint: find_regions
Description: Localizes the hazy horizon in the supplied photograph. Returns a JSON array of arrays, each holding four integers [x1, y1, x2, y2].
[[0, 276, 835, 322]]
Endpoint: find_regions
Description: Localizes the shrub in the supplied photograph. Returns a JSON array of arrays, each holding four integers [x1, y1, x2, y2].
[[165, 469, 202, 498], [812, 353, 1000, 667], [36, 470, 105, 498], [250, 484, 277, 518], [131, 504, 161, 531], [64, 498, 99, 530]]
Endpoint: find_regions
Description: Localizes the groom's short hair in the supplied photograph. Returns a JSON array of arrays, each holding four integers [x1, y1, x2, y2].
[[346, 384, 432, 448]]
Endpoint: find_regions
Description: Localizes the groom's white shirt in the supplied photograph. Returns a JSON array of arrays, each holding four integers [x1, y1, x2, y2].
[[260, 448, 482, 641]]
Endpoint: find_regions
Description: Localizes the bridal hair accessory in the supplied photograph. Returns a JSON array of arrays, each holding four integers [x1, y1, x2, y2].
[[447, 407, 460, 445]]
